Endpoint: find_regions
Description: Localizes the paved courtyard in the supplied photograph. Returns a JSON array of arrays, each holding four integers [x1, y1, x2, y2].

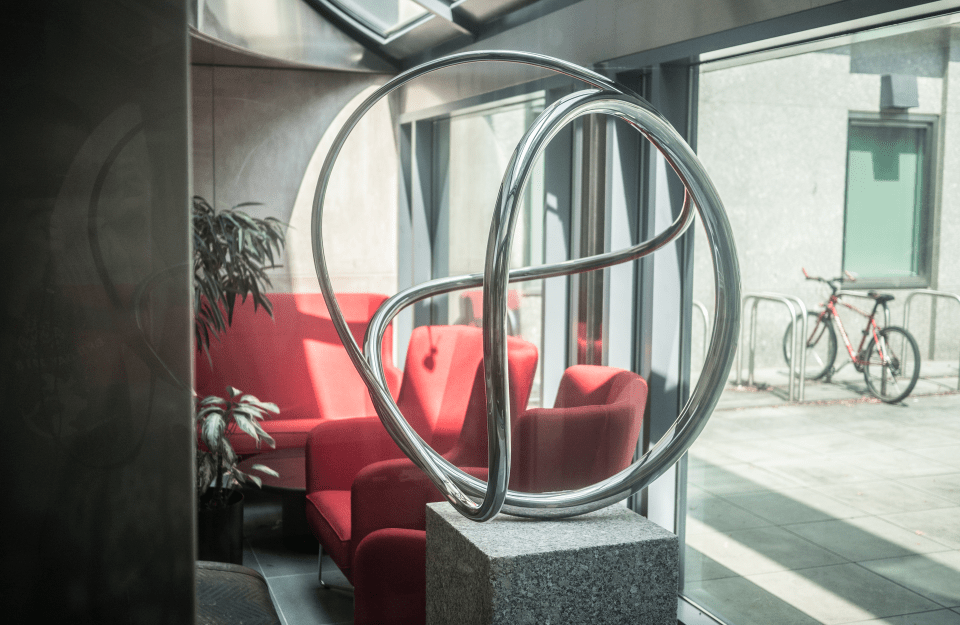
[[684, 360, 960, 625]]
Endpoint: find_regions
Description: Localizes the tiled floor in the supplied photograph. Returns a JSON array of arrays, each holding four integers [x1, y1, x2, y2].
[[239, 489, 354, 625], [684, 360, 960, 625]]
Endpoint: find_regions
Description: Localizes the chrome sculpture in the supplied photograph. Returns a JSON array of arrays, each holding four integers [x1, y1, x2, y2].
[[311, 51, 740, 522]]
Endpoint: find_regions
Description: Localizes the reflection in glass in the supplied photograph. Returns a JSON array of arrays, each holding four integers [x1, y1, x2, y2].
[[442, 96, 547, 406]]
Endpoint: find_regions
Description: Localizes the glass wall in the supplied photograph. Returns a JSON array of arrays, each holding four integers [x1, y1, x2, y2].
[[685, 15, 960, 625], [430, 95, 549, 406]]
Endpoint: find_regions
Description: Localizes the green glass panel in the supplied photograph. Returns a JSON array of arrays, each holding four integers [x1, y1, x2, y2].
[[843, 123, 925, 279]]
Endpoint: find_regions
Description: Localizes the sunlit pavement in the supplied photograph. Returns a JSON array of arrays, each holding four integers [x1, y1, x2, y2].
[[685, 360, 960, 625]]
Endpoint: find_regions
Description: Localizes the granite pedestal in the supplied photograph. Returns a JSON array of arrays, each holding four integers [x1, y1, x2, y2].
[[426, 503, 678, 625]]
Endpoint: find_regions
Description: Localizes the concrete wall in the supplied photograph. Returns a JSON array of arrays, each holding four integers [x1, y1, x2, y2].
[[693, 28, 960, 373], [192, 64, 399, 295], [1, 2, 194, 621]]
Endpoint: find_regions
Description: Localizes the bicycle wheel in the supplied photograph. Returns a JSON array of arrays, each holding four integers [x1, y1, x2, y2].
[[862, 326, 921, 403], [783, 311, 837, 380]]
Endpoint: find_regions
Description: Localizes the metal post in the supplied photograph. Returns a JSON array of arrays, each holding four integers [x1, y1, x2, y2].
[[904, 290, 960, 391]]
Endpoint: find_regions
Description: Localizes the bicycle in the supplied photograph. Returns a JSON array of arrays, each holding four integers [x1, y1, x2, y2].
[[782, 269, 921, 403]]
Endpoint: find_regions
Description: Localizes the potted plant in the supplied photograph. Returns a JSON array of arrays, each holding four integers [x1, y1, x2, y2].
[[192, 195, 286, 563]]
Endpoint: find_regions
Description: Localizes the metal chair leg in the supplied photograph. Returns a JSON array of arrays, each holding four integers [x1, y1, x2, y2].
[[317, 544, 354, 594]]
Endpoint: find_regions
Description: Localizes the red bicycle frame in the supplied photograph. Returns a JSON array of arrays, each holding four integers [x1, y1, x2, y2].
[[812, 294, 888, 369]]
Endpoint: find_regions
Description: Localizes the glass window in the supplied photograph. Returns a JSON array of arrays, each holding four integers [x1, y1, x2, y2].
[[689, 16, 957, 625], [843, 120, 931, 285], [441, 96, 547, 406], [330, 0, 430, 37]]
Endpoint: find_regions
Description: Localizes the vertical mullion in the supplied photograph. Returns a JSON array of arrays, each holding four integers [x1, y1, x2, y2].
[[411, 119, 435, 329], [397, 122, 414, 366], [540, 86, 575, 406], [432, 118, 451, 324], [629, 65, 696, 541]]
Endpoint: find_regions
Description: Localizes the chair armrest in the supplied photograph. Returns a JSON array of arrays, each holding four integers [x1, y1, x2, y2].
[[353, 528, 426, 625], [305, 417, 407, 493], [351, 458, 487, 551]]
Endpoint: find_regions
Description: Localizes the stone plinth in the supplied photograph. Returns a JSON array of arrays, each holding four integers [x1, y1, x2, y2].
[[426, 503, 678, 625]]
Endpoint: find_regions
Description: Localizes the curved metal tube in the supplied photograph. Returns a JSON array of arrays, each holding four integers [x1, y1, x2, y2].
[[311, 51, 740, 521]]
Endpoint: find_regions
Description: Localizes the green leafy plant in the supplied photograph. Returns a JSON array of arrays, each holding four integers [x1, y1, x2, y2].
[[192, 196, 287, 508], [193, 196, 286, 363], [196, 387, 280, 507]]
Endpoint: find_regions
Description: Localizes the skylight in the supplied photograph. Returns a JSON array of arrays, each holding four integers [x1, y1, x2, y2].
[[329, 0, 432, 38]]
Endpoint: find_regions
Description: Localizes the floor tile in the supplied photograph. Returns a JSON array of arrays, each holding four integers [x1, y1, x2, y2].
[[721, 487, 867, 525], [881, 507, 960, 549], [816, 480, 955, 515], [683, 576, 821, 625], [686, 522, 847, 576], [689, 461, 806, 495], [267, 572, 354, 625], [683, 545, 738, 583], [748, 563, 940, 624], [759, 456, 880, 487], [790, 430, 897, 456], [843, 610, 960, 625], [855, 425, 960, 451], [722, 413, 839, 438], [839, 450, 959, 479], [899, 474, 960, 505], [860, 551, 960, 608], [686, 492, 772, 533], [783, 516, 952, 562], [251, 533, 321, 579], [689, 441, 742, 466], [910, 445, 960, 469], [707, 438, 819, 464]]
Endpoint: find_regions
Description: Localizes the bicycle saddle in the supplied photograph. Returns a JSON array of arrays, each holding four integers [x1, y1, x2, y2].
[[867, 290, 895, 304]]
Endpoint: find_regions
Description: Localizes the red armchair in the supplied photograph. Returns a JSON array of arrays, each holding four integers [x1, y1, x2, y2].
[[194, 292, 402, 454], [350, 364, 648, 625], [304, 324, 538, 585]]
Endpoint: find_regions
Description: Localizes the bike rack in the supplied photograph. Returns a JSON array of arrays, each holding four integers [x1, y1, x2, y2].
[[837, 290, 891, 328], [693, 300, 709, 361], [737, 293, 807, 402], [903, 290, 960, 391]]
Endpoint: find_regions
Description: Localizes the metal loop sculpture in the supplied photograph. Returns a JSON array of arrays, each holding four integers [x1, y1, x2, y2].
[[312, 51, 740, 522]]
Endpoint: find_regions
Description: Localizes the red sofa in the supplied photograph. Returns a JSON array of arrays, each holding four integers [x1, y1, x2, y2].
[[194, 292, 402, 454]]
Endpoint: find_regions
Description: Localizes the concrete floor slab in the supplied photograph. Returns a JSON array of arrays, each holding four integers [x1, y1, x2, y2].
[[720, 487, 868, 525], [782, 516, 954, 561], [880, 506, 960, 549], [815, 480, 956, 515], [746, 563, 940, 625], [859, 551, 960, 608]]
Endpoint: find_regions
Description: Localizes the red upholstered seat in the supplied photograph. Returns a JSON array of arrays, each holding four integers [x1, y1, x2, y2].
[[194, 293, 402, 454], [304, 324, 538, 584], [350, 364, 647, 625]]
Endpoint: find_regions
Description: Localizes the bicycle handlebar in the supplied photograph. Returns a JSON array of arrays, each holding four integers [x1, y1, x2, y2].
[[801, 268, 842, 293]]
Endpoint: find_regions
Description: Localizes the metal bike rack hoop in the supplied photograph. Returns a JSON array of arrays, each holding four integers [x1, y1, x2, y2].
[[737, 293, 807, 402], [904, 290, 960, 391]]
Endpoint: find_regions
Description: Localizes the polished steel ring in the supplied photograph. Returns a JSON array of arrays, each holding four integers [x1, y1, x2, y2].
[[312, 51, 740, 522]]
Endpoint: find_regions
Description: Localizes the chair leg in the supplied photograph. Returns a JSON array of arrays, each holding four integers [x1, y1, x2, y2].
[[317, 543, 354, 594]]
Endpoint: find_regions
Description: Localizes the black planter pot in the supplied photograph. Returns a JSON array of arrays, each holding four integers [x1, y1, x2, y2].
[[197, 489, 244, 564]]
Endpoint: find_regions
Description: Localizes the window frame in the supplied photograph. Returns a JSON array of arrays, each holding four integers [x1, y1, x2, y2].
[[840, 111, 939, 290]]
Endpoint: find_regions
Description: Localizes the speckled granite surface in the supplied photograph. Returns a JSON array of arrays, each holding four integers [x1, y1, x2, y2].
[[426, 503, 678, 625]]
